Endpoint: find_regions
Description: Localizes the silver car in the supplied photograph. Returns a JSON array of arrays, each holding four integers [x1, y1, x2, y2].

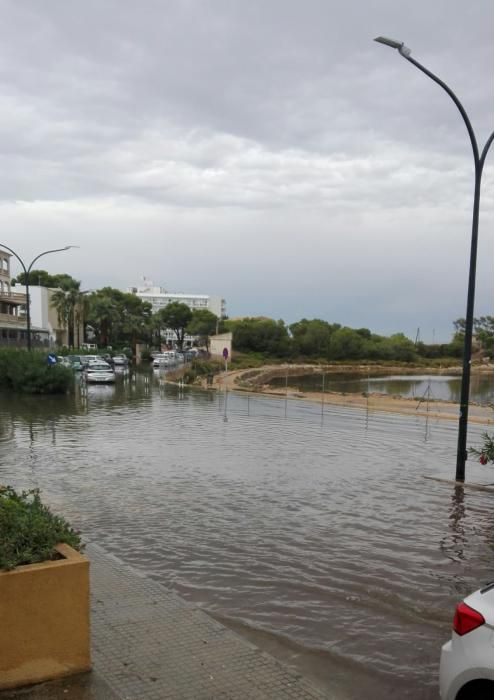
[[84, 361, 115, 384]]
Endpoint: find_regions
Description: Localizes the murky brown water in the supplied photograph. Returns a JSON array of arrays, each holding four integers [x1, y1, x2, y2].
[[1, 372, 494, 699]]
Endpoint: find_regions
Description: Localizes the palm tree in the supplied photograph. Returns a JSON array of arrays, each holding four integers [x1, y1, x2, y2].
[[86, 293, 118, 348], [75, 293, 91, 348], [51, 288, 83, 348], [51, 289, 71, 347]]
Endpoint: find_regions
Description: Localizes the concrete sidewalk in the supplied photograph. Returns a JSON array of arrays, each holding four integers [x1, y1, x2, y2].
[[2, 543, 332, 700]]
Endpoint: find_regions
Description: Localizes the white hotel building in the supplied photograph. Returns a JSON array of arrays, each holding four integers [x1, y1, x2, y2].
[[127, 281, 226, 346]]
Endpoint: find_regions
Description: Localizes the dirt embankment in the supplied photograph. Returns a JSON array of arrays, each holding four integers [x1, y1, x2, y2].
[[208, 363, 494, 425]]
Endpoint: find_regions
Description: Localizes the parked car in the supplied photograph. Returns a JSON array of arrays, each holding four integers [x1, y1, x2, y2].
[[65, 355, 84, 371], [112, 354, 129, 367], [83, 361, 115, 384], [79, 355, 100, 367], [440, 583, 494, 699], [152, 352, 180, 368], [152, 353, 169, 368]]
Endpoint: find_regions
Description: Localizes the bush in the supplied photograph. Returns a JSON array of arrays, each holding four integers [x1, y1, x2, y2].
[[183, 358, 223, 384], [0, 349, 72, 394], [140, 348, 152, 362], [0, 486, 82, 570], [229, 352, 270, 369]]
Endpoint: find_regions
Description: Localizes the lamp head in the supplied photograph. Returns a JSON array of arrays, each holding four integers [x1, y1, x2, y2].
[[374, 36, 411, 57]]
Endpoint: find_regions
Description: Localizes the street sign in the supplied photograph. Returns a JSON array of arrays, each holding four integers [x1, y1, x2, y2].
[[222, 347, 229, 360], [47, 353, 57, 366]]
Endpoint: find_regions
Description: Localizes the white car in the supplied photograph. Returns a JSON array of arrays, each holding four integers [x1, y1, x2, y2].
[[152, 352, 178, 368], [440, 584, 494, 699], [84, 361, 115, 384]]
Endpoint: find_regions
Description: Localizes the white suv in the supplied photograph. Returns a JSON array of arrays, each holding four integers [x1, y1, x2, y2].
[[440, 584, 494, 699]]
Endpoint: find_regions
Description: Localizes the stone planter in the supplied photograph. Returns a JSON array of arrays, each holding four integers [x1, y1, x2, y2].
[[0, 543, 91, 690]]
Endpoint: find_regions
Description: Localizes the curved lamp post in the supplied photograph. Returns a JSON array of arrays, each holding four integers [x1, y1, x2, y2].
[[0, 243, 78, 351], [374, 37, 494, 482]]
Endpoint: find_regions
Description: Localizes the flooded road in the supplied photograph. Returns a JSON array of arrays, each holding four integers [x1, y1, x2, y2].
[[1, 373, 494, 698]]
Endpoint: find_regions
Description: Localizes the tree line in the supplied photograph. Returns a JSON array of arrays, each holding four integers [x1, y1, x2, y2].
[[225, 317, 463, 363], [13, 270, 467, 361]]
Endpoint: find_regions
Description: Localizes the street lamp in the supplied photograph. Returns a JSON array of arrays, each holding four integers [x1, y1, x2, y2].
[[0, 243, 78, 351], [374, 37, 494, 482]]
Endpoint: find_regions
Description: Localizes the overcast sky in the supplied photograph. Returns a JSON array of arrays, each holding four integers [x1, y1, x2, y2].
[[2, 1, 494, 341]]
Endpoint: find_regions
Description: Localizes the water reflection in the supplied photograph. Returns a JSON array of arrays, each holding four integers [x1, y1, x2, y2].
[[441, 485, 467, 563], [269, 371, 494, 404]]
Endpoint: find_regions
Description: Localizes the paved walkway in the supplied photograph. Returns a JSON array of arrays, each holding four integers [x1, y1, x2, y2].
[[2, 544, 333, 699]]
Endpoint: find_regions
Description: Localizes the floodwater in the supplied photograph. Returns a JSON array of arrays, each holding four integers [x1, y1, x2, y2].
[[1, 372, 494, 699], [268, 370, 494, 404]]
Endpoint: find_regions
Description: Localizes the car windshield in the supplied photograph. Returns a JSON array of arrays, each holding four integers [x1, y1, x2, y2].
[[88, 364, 111, 371]]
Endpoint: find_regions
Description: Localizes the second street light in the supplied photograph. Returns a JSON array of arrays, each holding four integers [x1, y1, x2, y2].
[[0, 243, 78, 351], [374, 36, 494, 482]]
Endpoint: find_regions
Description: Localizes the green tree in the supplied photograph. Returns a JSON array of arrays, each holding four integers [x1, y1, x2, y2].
[[86, 289, 118, 347], [51, 287, 83, 348], [86, 288, 152, 349], [13, 270, 80, 291], [120, 295, 153, 349], [329, 327, 364, 360], [473, 316, 494, 354], [386, 333, 417, 362], [187, 309, 218, 351], [150, 312, 164, 348], [228, 317, 290, 356], [156, 302, 193, 350], [289, 319, 340, 358]]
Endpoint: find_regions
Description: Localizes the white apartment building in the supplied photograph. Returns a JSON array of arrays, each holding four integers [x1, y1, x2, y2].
[[127, 281, 226, 348], [127, 282, 226, 318], [28, 286, 75, 348], [0, 248, 28, 346]]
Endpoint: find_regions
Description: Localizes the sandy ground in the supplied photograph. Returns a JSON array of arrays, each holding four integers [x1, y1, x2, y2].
[[208, 365, 494, 425]]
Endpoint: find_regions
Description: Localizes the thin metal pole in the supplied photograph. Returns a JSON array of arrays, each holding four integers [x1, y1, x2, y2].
[[321, 373, 325, 416], [25, 279, 31, 350], [376, 43, 494, 482], [285, 369, 288, 418], [456, 171, 481, 479], [223, 358, 228, 421], [397, 48, 494, 482]]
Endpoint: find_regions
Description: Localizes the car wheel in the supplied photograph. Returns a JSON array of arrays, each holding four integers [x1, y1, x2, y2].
[[457, 680, 494, 699]]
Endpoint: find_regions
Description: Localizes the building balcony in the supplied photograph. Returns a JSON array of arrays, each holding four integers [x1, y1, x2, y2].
[[0, 312, 27, 327], [0, 291, 27, 305]]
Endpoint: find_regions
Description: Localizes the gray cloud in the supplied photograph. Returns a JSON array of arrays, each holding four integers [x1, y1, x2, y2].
[[1, 0, 494, 340]]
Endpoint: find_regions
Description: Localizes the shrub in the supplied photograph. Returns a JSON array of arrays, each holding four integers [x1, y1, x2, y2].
[[469, 432, 494, 466], [0, 486, 82, 571], [183, 358, 223, 384], [0, 349, 72, 394], [140, 348, 152, 362], [229, 352, 270, 369]]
